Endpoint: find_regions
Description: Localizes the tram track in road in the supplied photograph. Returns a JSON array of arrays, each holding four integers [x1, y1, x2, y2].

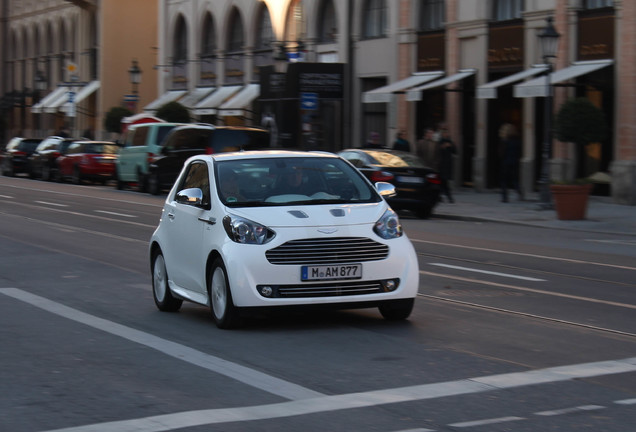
[[417, 251, 636, 289], [417, 291, 636, 339]]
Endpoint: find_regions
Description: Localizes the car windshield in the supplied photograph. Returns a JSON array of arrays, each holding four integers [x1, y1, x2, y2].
[[85, 143, 119, 154], [214, 156, 381, 207], [366, 150, 428, 168]]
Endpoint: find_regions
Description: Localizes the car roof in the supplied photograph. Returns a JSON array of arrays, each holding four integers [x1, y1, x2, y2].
[[170, 124, 268, 133], [193, 150, 340, 162]]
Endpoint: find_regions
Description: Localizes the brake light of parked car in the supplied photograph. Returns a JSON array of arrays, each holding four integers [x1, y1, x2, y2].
[[148, 153, 157, 164], [370, 170, 394, 182], [13, 151, 27, 156], [426, 173, 441, 185], [205, 147, 215, 155]]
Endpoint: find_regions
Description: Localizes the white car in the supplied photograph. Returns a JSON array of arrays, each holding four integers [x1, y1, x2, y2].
[[149, 150, 419, 328]]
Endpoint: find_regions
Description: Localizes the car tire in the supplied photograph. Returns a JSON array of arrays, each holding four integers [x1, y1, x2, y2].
[[42, 164, 51, 181], [151, 251, 182, 312], [72, 166, 82, 185], [137, 168, 148, 193], [148, 173, 160, 195], [208, 258, 241, 329], [415, 206, 433, 219], [378, 298, 414, 321], [116, 168, 125, 190]]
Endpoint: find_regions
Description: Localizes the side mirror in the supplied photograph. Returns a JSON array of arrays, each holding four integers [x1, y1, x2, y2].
[[176, 188, 203, 206], [375, 182, 396, 198]]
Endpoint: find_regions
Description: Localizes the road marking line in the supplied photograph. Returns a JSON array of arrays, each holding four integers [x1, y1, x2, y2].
[[535, 405, 605, 416], [0, 288, 323, 401], [4, 288, 636, 432], [412, 239, 636, 271], [35, 200, 69, 207], [392, 429, 435, 432], [420, 270, 636, 310], [0, 194, 13, 199], [615, 398, 636, 405], [429, 263, 546, 281], [448, 416, 525, 428], [95, 210, 137, 218]]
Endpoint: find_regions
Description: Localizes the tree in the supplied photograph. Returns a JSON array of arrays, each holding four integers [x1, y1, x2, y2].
[[554, 97, 609, 178], [155, 101, 191, 123], [104, 106, 133, 134]]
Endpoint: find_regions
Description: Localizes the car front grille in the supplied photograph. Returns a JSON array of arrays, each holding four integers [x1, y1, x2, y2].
[[258, 280, 388, 298], [265, 237, 389, 265]]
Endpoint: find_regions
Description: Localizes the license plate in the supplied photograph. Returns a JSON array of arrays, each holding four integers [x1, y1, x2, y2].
[[301, 264, 362, 281], [396, 176, 424, 184]]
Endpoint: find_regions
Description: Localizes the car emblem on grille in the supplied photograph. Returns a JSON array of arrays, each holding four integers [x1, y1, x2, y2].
[[317, 227, 338, 234]]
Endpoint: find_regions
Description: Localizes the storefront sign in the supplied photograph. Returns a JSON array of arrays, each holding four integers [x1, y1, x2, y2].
[[488, 24, 523, 70], [417, 32, 444, 72], [578, 13, 614, 61]]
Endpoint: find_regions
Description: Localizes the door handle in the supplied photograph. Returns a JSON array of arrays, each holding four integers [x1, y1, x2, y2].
[[198, 216, 216, 225], [168, 213, 175, 220]]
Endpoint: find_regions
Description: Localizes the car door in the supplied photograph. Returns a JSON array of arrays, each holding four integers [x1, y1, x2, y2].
[[162, 160, 213, 295]]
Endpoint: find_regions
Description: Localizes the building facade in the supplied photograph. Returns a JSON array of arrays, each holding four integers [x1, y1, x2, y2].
[[2, 0, 635, 204]]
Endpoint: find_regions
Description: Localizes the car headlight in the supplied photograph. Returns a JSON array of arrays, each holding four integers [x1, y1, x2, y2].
[[223, 214, 276, 244], [373, 208, 403, 239]]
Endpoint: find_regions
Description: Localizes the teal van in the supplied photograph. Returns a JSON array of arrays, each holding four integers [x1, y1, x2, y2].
[[115, 122, 183, 191]]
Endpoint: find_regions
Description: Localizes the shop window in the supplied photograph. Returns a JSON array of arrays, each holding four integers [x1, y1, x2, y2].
[[493, 0, 523, 22], [363, 0, 387, 39], [227, 9, 244, 54], [318, 0, 337, 43], [419, 0, 445, 32], [201, 13, 216, 58], [174, 15, 188, 64], [584, 0, 613, 8]]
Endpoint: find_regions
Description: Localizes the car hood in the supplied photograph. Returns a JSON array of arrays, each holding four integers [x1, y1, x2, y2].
[[225, 202, 388, 227]]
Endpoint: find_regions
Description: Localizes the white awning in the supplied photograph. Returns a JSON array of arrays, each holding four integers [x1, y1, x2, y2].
[[31, 86, 68, 114], [179, 87, 215, 108], [143, 90, 187, 112], [514, 59, 613, 98], [406, 69, 477, 101], [60, 80, 100, 113], [193, 85, 242, 115], [476, 66, 548, 99], [218, 84, 260, 116], [363, 71, 444, 103]]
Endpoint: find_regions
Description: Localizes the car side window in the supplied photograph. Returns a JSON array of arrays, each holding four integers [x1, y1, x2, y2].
[[177, 161, 211, 209], [132, 127, 148, 147]]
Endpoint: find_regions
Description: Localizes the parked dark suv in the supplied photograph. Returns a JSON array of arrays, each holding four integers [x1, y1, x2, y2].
[[28, 136, 76, 181], [1, 137, 42, 176], [146, 124, 270, 194]]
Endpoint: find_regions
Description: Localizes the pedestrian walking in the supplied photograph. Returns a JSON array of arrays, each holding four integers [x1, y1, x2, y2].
[[499, 123, 522, 203], [393, 130, 410, 152], [416, 127, 438, 167], [437, 127, 456, 203]]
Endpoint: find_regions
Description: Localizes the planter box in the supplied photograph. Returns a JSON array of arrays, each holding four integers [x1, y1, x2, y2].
[[550, 184, 592, 220]]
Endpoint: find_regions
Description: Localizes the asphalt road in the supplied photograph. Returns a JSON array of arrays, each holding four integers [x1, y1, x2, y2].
[[1, 176, 635, 432]]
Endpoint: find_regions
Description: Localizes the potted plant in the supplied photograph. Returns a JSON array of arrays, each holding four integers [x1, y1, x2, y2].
[[551, 98, 609, 220]]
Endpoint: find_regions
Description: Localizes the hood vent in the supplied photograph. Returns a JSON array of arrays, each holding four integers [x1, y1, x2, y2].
[[288, 210, 309, 218]]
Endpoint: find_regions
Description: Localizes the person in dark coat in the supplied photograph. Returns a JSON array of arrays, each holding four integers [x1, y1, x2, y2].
[[364, 131, 383, 149], [437, 128, 456, 203], [499, 123, 522, 203], [393, 130, 410, 152]]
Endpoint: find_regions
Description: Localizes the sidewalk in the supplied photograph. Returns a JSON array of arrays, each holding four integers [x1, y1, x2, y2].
[[432, 188, 636, 236]]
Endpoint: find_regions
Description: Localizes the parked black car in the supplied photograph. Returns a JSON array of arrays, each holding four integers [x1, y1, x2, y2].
[[1, 137, 42, 177], [146, 124, 270, 194], [28, 136, 76, 181], [338, 148, 441, 219]]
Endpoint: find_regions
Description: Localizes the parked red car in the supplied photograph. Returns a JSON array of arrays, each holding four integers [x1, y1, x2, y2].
[[57, 141, 120, 184]]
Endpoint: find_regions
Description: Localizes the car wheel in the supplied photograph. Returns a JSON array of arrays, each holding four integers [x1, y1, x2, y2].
[[137, 168, 148, 193], [72, 166, 82, 185], [415, 206, 433, 219], [151, 251, 182, 312], [148, 173, 160, 195], [379, 298, 414, 321], [42, 164, 51, 181], [208, 258, 241, 329]]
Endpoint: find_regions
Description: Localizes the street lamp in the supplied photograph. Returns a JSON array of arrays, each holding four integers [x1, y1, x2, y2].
[[128, 59, 142, 112], [34, 70, 47, 136], [538, 16, 560, 209]]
